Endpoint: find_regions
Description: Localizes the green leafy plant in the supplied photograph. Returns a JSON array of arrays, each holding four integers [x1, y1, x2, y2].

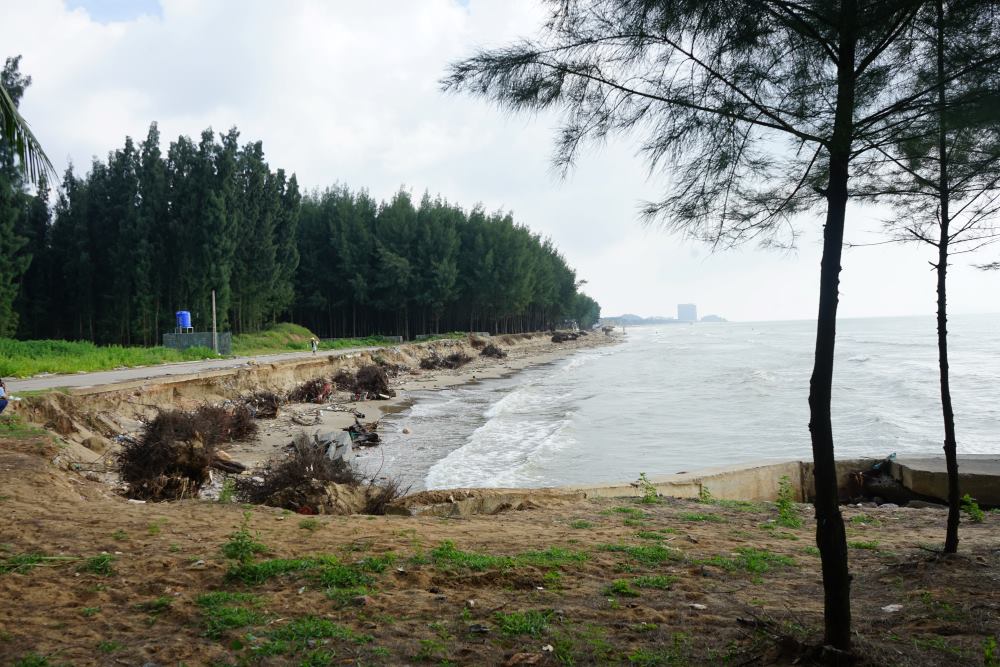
[[494, 610, 553, 636], [961, 494, 985, 523], [298, 518, 320, 532], [637, 473, 659, 504], [78, 554, 115, 576], [776, 476, 802, 528], [221, 512, 267, 563], [698, 485, 713, 503], [604, 579, 640, 597], [218, 478, 236, 504], [984, 636, 999, 667], [569, 520, 593, 529]]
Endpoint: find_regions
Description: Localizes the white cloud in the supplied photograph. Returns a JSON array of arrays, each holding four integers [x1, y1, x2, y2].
[[3, 0, 999, 320]]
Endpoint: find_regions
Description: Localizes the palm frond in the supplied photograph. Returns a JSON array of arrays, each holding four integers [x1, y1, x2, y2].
[[0, 81, 54, 183]]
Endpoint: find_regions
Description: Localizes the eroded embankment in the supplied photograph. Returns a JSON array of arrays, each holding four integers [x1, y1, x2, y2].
[[11, 332, 605, 473]]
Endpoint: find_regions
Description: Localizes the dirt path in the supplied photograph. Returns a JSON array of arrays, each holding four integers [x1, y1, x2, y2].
[[1, 435, 997, 666]]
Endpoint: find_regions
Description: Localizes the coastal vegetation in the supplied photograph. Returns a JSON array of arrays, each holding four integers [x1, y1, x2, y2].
[[445, 0, 1000, 651], [0, 56, 599, 347]]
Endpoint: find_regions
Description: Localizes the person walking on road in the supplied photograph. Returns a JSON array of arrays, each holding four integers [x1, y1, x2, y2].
[[0, 378, 9, 417], [311, 338, 319, 355]]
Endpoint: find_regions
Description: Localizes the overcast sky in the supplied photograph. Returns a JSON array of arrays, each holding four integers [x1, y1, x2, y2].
[[4, 0, 999, 321]]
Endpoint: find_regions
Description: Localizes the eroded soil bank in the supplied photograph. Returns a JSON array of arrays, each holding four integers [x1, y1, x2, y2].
[[0, 434, 997, 666]]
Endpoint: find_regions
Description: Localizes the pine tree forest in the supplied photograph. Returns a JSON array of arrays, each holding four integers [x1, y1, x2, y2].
[[0, 58, 600, 345]]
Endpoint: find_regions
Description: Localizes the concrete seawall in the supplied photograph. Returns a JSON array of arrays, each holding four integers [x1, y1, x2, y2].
[[572, 456, 999, 506]]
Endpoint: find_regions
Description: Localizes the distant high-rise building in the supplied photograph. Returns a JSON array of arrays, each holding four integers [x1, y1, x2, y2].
[[677, 303, 697, 322]]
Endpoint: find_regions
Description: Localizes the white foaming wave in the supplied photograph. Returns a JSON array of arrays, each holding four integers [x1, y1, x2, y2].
[[407, 392, 465, 419], [426, 385, 576, 489], [847, 354, 870, 363]]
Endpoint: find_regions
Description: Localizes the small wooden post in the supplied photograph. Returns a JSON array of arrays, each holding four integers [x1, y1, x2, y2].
[[211, 290, 218, 353]]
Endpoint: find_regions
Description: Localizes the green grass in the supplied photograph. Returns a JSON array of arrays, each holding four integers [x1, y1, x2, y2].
[[221, 513, 268, 563], [12, 654, 56, 667], [232, 323, 402, 356], [847, 539, 880, 550], [849, 514, 881, 527], [77, 554, 115, 576], [0, 337, 219, 378], [702, 548, 795, 579], [961, 494, 985, 523], [569, 520, 593, 529], [633, 575, 678, 590], [196, 592, 265, 639], [299, 518, 320, 532], [679, 512, 725, 523], [604, 579, 640, 597], [603, 506, 649, 518], [494, 610, 553, 636], [598, 544, 682, 566], [428, 541, 587, 572], [135, 596, 172, 615], [97, 640, 123, 653]]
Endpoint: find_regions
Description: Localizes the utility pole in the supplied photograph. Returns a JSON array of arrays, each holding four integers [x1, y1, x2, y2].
[[211, 290, 218, 354]]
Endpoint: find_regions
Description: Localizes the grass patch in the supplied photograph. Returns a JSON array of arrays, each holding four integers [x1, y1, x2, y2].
[[702, 548, 795, 580], [494, 610, 553, 636], [97, 640, 123, 653], [599, 544, 682, 566], [569, 520, 593, 529], [135, 596, 173, 615], [635, 531, 667, 540], [77, 554, 115, 576], [604, 579, 640, 597], [299, 518, 321, 532], [633, 574, 678, 590], [0, 336, 219, 378], [849, 514, 881, 527], [627, 633, 691, 666], [232, 323, 402, 356], [428, 541, 587, 572], [679, 512, 725, 523], [848, 539, 880, 550], [196, 592, 264, 639]]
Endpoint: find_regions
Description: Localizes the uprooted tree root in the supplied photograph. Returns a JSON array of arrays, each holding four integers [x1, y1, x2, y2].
[[234, 438, 408, 515], [287, 378, 333, 403], [243, 391, 282, 419], [354, 364, 394, 397], [420, 351, 472, 370], [118, 404, 256, 501], [480, 343, 507, 359]]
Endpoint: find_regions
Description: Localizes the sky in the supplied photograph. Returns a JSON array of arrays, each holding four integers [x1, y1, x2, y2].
[[4, 0, 1000, 322]]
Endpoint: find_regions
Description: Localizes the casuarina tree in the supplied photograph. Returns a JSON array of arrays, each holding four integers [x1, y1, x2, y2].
[[443, 0, 1000, 650], [853, 0, 1000, 554]]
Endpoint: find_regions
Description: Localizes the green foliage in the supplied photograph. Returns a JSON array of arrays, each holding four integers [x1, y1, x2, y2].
[[599, 544, 682, 566], [217, 478, 235, 504], [698, 485, 713, 503], [196, 592, 265, 639], [429, 541, 586, 572], [984, 636, 999, 667], [679, 512, 725, 523], [632, 575, 678, 590], [77, 554, 115, 576], [702, 548, 795, 579], [604, 579, 640, 597], [12, 655, 54, 667], [626, 633, 691, 666], [637, 473, 659, 504], [97, 640, 122, 653], [494, 610, 553, 636], [775, 476, 802, 528], [136, 596, 172, 615], [849, 514, 881, 527], [961, 494, 985, 523], [298, 518, 320, 532], [569, 520, 593, 529], [0, 553, 46, 575], [221, 512, 267, 563], [0, 338, 218, 378], [847, 540, 880, 550]]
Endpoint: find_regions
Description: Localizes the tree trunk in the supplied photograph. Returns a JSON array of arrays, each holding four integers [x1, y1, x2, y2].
[[808, 0, 856, 651], [935, 0, 960, 554]]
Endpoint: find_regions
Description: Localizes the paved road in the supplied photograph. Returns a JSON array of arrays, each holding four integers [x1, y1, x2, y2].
[[5, 346, 381, 393]]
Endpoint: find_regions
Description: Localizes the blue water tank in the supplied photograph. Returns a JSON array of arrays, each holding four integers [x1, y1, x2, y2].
[[176, 311, 192, 330]]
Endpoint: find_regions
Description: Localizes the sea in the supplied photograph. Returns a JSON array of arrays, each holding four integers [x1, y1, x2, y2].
[[354, 314, 1000, 491]]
